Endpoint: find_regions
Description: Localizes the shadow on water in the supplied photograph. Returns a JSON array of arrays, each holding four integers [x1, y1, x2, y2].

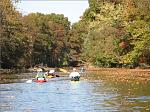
[[0, 71, 150, 112]]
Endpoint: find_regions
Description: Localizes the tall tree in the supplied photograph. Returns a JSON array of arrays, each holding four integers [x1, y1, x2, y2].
[[0, 0, 26, 68]]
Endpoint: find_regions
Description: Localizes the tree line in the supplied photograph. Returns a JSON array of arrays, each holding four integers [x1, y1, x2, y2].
[[70, 0, 150, 68], [1, 0, 70, 68], [0, 0, 150, 69]]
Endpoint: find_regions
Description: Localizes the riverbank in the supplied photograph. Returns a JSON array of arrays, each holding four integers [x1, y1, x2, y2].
[[1, 67, 150, 74], [86, 67, 150, 74], [86, 67, 150, 82]]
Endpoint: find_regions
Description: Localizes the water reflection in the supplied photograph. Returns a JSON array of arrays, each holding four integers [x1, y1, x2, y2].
[[85, 72, 150, 112], [0, 72, 150, 112]]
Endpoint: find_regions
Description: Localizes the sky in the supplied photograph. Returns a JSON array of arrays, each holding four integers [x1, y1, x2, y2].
[[14, 0, 89, 24]]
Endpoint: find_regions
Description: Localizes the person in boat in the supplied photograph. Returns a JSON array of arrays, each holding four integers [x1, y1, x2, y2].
[[69, 68, 80, 81], [47, 69, 60, 77], [48, 70, 55, 76], [35, 68, 46, 80], [80, 67, 85, 73]]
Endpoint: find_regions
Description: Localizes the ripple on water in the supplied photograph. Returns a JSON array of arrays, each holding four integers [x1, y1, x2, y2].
[[0, 73, 150, 112]]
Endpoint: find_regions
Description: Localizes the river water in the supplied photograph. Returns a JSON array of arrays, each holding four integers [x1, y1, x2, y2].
[[0, 72, 150, 112]]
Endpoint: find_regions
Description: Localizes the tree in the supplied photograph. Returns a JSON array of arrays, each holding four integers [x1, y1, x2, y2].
[[1, 0, 26, 68]]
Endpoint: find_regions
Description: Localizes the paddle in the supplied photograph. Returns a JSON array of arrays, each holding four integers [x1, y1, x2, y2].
[[55, 74, 60, 77], [26, 79, 32, 83], [59, 68, 69, 73]]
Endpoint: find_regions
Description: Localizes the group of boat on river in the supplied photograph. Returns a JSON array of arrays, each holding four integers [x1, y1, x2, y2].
[[27, 67, 85, 83]]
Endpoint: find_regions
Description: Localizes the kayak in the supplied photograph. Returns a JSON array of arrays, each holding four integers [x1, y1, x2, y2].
[[46, 74, 60, 78], [47, 75, 55, 78], [32, 78, 47, 83], [71, 76, 80, 81], [32, 79, 47, 83], [59, 68, 68, 73]]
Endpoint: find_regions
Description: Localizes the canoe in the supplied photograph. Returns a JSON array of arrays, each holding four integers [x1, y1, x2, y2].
[[32, 78, 47, 83]]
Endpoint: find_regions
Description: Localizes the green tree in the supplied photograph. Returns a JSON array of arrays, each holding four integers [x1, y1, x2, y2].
[[0, 0, 27, 68], [22, 13, 70, 67]]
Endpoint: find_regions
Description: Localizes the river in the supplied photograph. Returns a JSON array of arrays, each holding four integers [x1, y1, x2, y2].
[[0, 71, 150, 112]]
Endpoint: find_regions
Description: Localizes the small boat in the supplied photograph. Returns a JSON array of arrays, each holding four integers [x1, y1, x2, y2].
[[69, 68, 80, 81], [46, 69, 60, 78], [46, 74, 60, 78], [71, 76, 80, 81], [59, 68, 68, 73], [32, 78, 47, 83], [47, 75, 55, 78]]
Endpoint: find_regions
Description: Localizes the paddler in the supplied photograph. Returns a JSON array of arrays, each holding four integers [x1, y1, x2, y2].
[[48, 70, 55, 76], [69, 68, 80, 81], [48, 69, 60, 77], [35, 68, 46, 80]]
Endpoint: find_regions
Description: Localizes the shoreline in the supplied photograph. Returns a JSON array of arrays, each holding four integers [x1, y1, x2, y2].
[[86, 67, 150, 73], [1, 67, 150, 74], [86, 67, 150, 77], [86, 67, 150, 82]]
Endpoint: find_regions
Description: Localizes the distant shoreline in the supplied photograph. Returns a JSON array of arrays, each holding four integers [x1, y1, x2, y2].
[[1, 67, 150, 74], [86, 67, 150, 72], [87, 67, 150, 76], [87, 68, 150, 82]]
